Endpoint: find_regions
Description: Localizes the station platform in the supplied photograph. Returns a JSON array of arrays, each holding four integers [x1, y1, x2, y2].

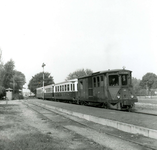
[[29, 99, 157, 130], [27, 99, 157, 139]]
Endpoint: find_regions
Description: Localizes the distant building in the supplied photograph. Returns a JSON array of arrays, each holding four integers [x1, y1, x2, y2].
[[22, 89, 35, 97], [6, 88, 13, 100]]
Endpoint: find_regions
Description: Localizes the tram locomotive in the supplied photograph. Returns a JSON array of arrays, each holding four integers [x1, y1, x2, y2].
[[36, 69, 138, 110]]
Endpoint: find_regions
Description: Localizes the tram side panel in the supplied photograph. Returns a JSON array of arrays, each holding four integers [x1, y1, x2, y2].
[[54, 91, 78, 101], [78, 75, 108, 103], [92, 74, 109, 103], [54, 81, 78, 102], [44, 85, 54, 100], [36, 88, 43, 99], [78, 77, 89, 102]]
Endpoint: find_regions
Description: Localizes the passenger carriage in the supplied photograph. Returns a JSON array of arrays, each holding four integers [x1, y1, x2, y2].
[[36, 84, 54, 99], [54, 79, 78, 102], [44, 84, 55, 100], [36, 87, 43, 99]]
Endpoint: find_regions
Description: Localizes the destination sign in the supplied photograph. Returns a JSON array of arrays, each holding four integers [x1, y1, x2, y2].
[[119, 72, 129, 74]]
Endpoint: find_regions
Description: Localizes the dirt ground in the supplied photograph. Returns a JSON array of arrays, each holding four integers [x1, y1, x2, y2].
[[0, 100, 107, 150], [0, 100, 156, 150]]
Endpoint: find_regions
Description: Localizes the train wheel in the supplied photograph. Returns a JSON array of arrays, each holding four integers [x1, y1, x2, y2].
[[127, 106, 132, 112], [80, 101, 85, 105], [76, 99, 80, 105], [101, 103, 106, 108], [103, 103, 108, 109], [127, 104, 134, 112]]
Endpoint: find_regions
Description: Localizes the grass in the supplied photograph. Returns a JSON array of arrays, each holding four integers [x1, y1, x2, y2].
[[0, 103, 67, 150]]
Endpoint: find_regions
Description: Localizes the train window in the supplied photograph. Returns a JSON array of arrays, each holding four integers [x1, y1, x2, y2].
[[65, 85, 66, 91], [67, 84, 69, 91], [73, 84, 75, 91], [101, 76, 103, 81], [80, 81, 83, 89], [109, 75, 119, 86], [93, 77, 96, 87], [100, 76, 104, 86], [60, 86, 61, 92], [97, 77, 100, 87], [57, 86, 59, 92], [121, 74, 127, 85], [46, 88, 50, 93], [71, 84, 73, 91]]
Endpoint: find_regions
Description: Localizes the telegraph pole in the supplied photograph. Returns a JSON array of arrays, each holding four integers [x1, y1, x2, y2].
[[42, 63, 46, 100]]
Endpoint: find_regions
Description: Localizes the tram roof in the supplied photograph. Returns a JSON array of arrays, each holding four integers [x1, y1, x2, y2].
[[55, 78, 78, 85], [94, 69, 132, 74], [78, 69, 132, 79]]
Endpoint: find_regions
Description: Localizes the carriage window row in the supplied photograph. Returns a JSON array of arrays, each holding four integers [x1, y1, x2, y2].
[[45, 88, 52, 93], [55, 84, 75, 92], [93, 76, 104, 87], [37, 89, 43, 94]]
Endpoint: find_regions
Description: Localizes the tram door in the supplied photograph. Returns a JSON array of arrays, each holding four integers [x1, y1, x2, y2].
[[78, 77, 93, 101], [88, 77, 93, 100], [78, 79, 87, 100]]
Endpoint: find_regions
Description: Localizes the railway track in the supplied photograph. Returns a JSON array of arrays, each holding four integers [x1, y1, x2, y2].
[[88, 104, 157, 117], [131, 110, 157, 117], [24, 101, 157, 150]]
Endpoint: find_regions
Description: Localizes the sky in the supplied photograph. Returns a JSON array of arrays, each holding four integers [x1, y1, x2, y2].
[[0, 0, 157, 88]]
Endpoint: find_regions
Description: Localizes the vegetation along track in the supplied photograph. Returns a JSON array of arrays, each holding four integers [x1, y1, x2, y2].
[[23, 101, 157, 150]]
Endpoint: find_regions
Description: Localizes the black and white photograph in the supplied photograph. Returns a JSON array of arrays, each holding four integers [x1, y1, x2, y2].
[[0, 0, 157, 149]]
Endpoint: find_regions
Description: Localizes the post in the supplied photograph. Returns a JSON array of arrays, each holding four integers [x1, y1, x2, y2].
[[145, 81, 148, 98], [6, 96, 8, 104], [12, 76, 14, 99], [42, 63, 46, 100]]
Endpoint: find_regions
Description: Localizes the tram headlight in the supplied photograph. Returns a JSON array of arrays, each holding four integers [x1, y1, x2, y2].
[[131, 95, 134, 99], [117, 95, 120, 99]]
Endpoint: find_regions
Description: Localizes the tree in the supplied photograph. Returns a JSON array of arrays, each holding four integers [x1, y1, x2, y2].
[[66, 68, 93, 80], [132, 77, 141, 95], [13, 71, 26, 93], [0, 48, 2, 63], [0, 86, 5, 98], [0, 49, 5, 98], [0, 62, 5, 98], [1, 59, 26, 97], [140, 73, 157, 94], [2, 59, 15, 89], [28, 72, 54, 94]]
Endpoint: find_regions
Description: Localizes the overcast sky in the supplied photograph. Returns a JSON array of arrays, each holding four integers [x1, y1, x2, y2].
[[0, 0, 157, 88]]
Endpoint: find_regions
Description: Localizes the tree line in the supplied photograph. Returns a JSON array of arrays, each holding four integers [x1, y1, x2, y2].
[[0, 49, 26, 99], [133, 73, 157, 96]]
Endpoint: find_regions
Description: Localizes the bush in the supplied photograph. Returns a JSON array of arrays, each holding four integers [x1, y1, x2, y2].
[[12, 93, 24, 100]]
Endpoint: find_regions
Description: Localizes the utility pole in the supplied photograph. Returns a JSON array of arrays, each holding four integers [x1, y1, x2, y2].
[[42, 63, 46, 100]]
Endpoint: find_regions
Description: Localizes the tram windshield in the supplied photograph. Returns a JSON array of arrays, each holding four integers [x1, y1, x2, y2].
[[121, 74, 128, 85], [109, 75, 119, 86], [109, 74, 130, 86]]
